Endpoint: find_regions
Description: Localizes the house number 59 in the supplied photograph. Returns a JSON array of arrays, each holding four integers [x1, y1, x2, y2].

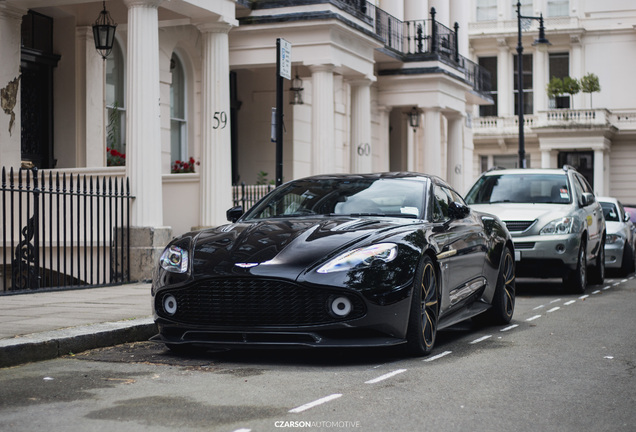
[[213, 111, 227, 129]]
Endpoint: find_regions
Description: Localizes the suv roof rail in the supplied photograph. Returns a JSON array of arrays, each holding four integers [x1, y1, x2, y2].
[[487, 166, 507, 172], [562, 164, 577, 172]]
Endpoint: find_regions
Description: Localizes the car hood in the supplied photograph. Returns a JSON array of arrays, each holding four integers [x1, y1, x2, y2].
[[605, 221, 629, 236], [469, 203, 571, 223], [190, 217, 416, 279]]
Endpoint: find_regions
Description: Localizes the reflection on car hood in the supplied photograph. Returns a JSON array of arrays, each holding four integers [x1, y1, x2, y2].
[[191, 217, 414, 278], [469, 203, 571, 222]]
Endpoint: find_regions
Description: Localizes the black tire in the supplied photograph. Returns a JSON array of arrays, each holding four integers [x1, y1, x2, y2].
[[406, 256, 439, 357], [589, 238, 605, 285], [476, 247, 515, 325], [565, 243, 587, 293], [620, 244, 635, 276]]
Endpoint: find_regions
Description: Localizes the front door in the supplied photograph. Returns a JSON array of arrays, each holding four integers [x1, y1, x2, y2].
[[558, 151, 594, 187]]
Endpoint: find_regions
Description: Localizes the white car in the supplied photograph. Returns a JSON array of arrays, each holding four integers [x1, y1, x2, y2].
[[598, 197, 636, 275]]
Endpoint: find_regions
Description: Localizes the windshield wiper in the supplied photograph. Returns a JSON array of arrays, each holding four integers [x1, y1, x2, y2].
[[348, 213, 418, 219]]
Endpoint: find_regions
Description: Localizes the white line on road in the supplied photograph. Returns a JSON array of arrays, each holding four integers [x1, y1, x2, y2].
[[564, 300, 576, 306], [579, 294, 590, 300], [424, 351, 452, 362], [289, 394, 343, 413], [527, 315, 542, 322], [549, 298, 562, 304], [547, 307, 560, 313], [592, 290, 601, 295], [533, 304, 545, 310], [621, 279, 628, 283], [613, 282, 621, 286], [233, 429, 251, 432], [365, 369, 407, 384], [500, 324, 519, 332], [470, 335, 492, 344]]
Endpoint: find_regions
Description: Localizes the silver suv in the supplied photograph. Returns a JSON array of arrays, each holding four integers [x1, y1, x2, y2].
[[465, 166, 605, 292]]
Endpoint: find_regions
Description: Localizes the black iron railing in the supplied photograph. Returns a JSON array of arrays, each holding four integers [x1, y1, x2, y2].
[[1, 167, 133, 293], [232, 182, 273, 211]]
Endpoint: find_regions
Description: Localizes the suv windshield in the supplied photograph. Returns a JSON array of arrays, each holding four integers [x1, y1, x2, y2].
[[465, 173, 572, 205]]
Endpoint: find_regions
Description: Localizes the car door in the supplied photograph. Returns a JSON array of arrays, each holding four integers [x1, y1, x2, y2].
[[573, 173, 603, 251], [430, 184, 488, 313]]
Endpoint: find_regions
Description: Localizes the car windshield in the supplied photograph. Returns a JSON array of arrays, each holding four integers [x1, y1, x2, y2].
[[465, 173, 571, 205], [243, 178, 426, 220], [600, 202, 620, 222]]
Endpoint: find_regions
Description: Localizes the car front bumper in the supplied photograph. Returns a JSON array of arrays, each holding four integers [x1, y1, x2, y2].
[[604, 239, 625, 269], [512, 233, 581, 278]]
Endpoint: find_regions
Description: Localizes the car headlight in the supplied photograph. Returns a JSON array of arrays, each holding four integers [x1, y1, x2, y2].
[[540, 217, 576, 235], [317, 243, 398, 274], [606, 234, 624, 245], [160, 245, 189, 273]]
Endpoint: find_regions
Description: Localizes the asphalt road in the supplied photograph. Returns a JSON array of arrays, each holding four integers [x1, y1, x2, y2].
[[1, 275, 635, 432]]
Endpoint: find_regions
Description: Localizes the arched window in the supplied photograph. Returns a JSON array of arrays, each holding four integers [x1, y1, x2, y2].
[[105, 39, 126, 166], [170, 53, 187, 166]]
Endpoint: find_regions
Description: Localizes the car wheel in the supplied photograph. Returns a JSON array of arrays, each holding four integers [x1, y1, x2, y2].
[[565, 243, 587, 293], [475, 247, 515, 325], [588, 238, 605, 285], [406, 256, 439, 357], [620, 243, 635, 276]]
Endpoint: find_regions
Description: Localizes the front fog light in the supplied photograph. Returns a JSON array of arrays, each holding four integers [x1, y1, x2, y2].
[[163, 294, 178, 315], [329, 296, 352, 317]]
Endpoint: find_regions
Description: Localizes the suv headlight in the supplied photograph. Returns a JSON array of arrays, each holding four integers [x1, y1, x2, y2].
[[540, 217, 576, 235], [606, 234, 624, 245], [317, 243, 398, 273]]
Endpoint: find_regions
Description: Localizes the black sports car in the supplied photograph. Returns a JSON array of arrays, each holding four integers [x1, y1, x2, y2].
[[151, 173, 515, 356]]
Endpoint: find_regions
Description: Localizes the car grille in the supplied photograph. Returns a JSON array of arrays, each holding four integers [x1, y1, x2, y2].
[[156, 278, 367, 326], [504, 220, 535, 233]]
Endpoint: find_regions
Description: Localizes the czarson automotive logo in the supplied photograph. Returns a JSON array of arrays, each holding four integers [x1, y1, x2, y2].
[[274, 420, 361, 428]]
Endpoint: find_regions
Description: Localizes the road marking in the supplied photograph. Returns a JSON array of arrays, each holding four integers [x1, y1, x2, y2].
[[233, 429, 251, 432], [470, 335, 492, 344], [579, 294, 589, 300], [613, 282, 621, 286], [592, 290, 601, 295], [365, 369, 407, 384], [621, 279, 628, 283], [527, 315, 541, 322], [424, 351, 452, 362], [564, 300, 576, 306], [289, 394, 343, 413], [533, 305, 545, 310], [500, 324, 519, 332], [547, 307, 560, 313], [549, 298, 562, 304], [603, 285, 611, 290]]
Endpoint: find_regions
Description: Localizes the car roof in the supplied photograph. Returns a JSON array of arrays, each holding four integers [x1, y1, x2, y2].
[[292, 172, 437, 183], [480, 168, 568, 176], [597, 196, 620, 205]]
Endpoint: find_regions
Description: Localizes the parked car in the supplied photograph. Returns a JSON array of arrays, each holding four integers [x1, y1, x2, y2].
[[597, 197, 636, 275], [465, 166, 605, 293], [151, 173, 515, 357]]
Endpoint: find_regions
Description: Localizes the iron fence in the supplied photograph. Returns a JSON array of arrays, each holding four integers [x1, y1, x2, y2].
[[232, 182, 274, 211], [1, 167, 133, 294]]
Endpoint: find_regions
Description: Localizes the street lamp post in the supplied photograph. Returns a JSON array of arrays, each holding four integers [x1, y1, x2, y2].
[[516, 1, 550, 168]]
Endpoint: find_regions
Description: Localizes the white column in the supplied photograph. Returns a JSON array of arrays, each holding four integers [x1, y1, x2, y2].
[[446, 113, 463, 191], [0, 3, 26, 168], [497, 39, 512, 116], [423, 108, 442, 178], [310, 65, 335, 175], [379, 0, 404, 21], [429, 0, 449, 27], [593, 149, 605, 196], [405, 0, 429, 20], [76, 26, 105, 167], [534, 49, 548, 113], [407, 117, 416, 172], [450, 0, 469, 57], [374, 105, 391, 172], [462, 109, 474, 194], [124, 0, 163, 227], [350, 79, 372, 173], [198, 24, 233, 227], [570, 35, 584, 108]]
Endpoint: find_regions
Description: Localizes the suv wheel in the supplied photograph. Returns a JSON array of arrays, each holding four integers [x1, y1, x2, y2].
[[565, 243, 587, 293]]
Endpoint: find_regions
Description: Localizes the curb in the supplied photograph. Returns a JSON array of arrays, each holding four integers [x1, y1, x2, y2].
[[0, 317, 157, 369]]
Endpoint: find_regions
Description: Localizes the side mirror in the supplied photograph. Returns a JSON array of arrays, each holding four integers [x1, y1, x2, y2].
[[625, 212, 631, 223], [581, 192, 595, 207], [449, 201, 470, 219], [226, 206, 243, 223]]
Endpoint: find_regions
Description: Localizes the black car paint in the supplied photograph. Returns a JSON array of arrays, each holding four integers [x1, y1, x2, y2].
[[151, 173, 513, 350]]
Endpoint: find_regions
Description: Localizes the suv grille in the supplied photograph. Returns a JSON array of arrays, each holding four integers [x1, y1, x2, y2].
[[156, 278, 366, 326], [504, 220, 535, 233]]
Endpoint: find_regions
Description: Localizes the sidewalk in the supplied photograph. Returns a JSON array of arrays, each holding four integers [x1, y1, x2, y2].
[[0, 283, 156, 368]]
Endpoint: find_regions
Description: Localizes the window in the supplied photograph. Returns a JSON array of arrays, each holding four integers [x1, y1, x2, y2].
[[170, 53, 187, 166], [547, 0, 569, 17], [513, 54, 533, 115], [478, 57, 498, 116], [549, 52, 570, 108], [105, 39, 126, 166], [476, 0, 497, 21]]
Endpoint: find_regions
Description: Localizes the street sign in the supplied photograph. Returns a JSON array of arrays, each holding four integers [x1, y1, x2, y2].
[[279, 38, 291, 80]]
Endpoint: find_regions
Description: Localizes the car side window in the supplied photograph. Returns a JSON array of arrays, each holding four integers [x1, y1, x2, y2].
[[433, 186, 452, 222]]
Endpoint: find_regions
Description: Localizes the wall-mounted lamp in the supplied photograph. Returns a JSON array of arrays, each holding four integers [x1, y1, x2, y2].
[[92, 0, 117, 60], [408, 107, 420, 130], [289, 74, 304, 105]]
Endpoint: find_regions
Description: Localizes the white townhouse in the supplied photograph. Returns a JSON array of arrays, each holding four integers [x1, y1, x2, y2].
[[0, 0, 491, 283], [468, 0, 636, 202]]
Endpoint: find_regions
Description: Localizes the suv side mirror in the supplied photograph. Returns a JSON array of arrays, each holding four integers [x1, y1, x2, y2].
[[581, 192, 596, 207], [449, 201, 470, 219], [625, 212, 631, 223], [226, 206, 244, 222]]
